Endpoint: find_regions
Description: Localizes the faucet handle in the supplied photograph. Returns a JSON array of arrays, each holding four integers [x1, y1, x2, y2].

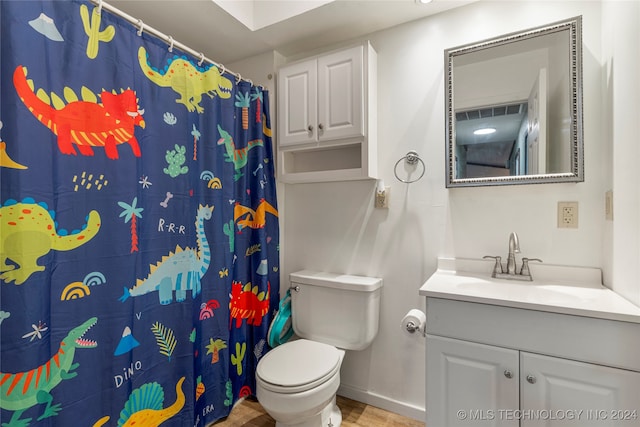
[[483, 255, 503, 277], [520, 258, 542, 277]]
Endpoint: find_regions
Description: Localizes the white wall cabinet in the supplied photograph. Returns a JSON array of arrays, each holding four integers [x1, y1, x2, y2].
[[277, 42, 377, 183], [425, 298, 640, 426]]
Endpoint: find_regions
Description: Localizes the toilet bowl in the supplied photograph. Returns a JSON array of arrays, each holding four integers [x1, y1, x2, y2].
[[256, 339, 345, 427], [256, 270, 382, 427]]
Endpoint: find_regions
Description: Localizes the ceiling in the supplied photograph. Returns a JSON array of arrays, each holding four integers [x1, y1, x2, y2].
[[107, 0, 474, 65]]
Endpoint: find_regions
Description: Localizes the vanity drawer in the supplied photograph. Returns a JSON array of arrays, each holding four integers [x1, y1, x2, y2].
[[426, 297, 640, 372]]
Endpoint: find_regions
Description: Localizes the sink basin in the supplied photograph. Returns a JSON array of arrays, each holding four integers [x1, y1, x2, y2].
[[420, 258, 640, 323]]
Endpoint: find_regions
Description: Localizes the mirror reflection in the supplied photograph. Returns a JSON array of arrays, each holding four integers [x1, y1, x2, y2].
[[445, 17, 583, 187]]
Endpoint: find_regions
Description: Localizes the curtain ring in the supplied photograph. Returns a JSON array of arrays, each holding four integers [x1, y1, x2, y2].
[[218, 63, 226, 75], [235, 73, 242, 84], [97, 0, 103, 15], [394, 150, 426, 183], [247, 79, 253, 87], [198, 53, 205, 66], [167, 36, 174, 52], [136, 19, 144, 36]]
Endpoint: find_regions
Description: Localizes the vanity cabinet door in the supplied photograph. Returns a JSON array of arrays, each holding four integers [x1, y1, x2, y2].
[[278, 58, 318, 147], [427, 335, 519, 427], [521, 352, 640, 427]]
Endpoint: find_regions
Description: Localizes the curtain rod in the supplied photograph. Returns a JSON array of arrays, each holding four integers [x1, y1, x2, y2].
[[89, 0, 255, 86]]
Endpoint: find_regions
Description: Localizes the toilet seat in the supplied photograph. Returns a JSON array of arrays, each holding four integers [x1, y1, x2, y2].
[[257, 339, 342, 394]]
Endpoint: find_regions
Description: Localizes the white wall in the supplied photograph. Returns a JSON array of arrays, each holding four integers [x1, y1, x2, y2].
[[229, 0, 640, 421], [601, 0, 640, 307]]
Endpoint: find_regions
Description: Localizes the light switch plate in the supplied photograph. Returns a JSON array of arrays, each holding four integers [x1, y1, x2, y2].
[[605, 190, 613, 221]]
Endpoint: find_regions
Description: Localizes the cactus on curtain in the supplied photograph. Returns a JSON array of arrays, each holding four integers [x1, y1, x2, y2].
[[0, 1, 279, 426]]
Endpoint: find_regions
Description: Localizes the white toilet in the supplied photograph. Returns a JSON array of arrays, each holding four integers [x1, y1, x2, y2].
[[256, 270, 383, 427]]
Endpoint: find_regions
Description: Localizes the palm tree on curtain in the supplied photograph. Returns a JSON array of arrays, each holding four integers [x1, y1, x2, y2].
[[118, 197, 143, 252], [235, 91, 250, 130], [250, 88, 263, 124], [191, 123, 201, 161]]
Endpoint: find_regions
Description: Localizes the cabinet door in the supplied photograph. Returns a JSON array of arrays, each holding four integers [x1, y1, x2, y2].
[[427, 335, 519, 427], [278, 59, 317, 146], [317, 44, 364, 142], [521, 352, 640, 427]]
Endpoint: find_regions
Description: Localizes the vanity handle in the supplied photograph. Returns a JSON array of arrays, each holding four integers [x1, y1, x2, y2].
[[526, 374, 537, 384], [520, 258, 542, 276], [504, 369, 513, 379], [483, 255, 503, 277]]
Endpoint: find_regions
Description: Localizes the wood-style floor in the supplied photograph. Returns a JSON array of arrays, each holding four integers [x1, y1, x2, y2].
[[211, 396, 425, 427]]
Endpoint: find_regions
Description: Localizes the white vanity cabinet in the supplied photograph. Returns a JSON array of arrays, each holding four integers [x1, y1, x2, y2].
[[427, 335, 519, 426], [427, 333, 640, 427], [421, 258, 640, 427], [276, 42, 377, 183], [521, 352, 640, 427]]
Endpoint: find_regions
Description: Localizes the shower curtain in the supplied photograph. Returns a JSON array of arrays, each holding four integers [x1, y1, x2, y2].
[[0, 1, 280, 426]]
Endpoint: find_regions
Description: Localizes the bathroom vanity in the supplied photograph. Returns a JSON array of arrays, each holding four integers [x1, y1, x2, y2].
[[420, 258, 640, 426]]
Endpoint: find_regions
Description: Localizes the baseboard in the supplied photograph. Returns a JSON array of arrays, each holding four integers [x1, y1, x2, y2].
[[337, 384, 426, 422]]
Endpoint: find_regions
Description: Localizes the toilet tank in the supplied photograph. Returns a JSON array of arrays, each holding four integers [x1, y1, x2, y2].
[[290, 270, 382, 351]]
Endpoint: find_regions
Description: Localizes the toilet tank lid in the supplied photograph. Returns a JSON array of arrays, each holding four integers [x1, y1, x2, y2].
[[290, 270, 382, 292]]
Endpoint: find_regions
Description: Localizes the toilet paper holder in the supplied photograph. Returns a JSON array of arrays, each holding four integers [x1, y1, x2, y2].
[[401, 308, 426, 337], [405, 320, 422, 334]]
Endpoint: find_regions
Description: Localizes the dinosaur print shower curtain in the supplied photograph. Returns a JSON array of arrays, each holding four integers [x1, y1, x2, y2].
[[0, 1, 280, 426]]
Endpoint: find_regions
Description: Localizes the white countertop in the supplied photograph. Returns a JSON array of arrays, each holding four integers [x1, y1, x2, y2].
[[420, 258, 640, 323]]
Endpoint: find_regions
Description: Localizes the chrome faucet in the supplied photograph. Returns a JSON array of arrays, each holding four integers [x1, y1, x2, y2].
[[484, 232, 542, 281], [506, 232, 520, 275]]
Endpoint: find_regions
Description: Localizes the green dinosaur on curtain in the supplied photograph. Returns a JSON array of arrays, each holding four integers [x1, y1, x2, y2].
[[0, 317, 98, 427], [216, 125, 263, 181]]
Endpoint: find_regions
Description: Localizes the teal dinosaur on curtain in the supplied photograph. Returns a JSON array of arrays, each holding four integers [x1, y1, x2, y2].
[[0, 1, 280, 426]]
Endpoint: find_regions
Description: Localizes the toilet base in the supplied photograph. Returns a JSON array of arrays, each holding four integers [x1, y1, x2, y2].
[[274, 396, 342, 427]]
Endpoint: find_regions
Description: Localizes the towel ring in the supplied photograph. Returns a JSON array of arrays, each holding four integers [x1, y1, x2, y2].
[[394, 150, 425, 183]]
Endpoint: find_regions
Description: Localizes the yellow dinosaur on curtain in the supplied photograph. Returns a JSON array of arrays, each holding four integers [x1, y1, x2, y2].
[[138, 46, 233, 113]]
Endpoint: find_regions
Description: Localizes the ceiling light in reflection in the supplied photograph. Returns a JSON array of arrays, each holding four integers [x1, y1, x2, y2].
[[473, 128, 497, 135]]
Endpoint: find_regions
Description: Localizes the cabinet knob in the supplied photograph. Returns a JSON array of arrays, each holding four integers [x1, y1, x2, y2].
[[503, 370, 513, 379], [318, 123, 324, 131], [526, 374, 537, 384], [307, 125, 314, 132]]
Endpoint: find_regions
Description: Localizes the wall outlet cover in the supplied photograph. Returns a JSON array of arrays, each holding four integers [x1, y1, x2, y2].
[[558, 201, 579, 228]]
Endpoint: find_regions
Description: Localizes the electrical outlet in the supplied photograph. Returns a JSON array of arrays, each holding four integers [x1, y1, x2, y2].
[[375, 187, 390, 209], [558, 201, 578, 228]]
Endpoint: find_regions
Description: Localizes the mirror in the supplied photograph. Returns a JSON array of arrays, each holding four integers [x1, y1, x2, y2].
[[445, 16, 583, 187]]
